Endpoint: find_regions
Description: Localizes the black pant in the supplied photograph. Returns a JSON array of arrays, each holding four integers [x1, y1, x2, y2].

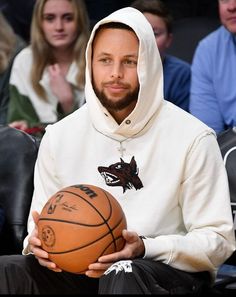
[[99, 259, 214, 294], [0, 255, 98, 294], [0, 255, 212, 294]]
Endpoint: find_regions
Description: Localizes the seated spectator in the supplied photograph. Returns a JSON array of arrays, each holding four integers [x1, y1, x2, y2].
[[190, 0, 236, 134], [0, 12, 25, 125], [131, 0, 191, 112], [7, 0, 90, 137]]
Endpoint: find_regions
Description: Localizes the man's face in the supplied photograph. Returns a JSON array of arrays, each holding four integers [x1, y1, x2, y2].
[[219, 0, 236, 34], [92, 28, 139, 114], [143, 12, 172, 60]]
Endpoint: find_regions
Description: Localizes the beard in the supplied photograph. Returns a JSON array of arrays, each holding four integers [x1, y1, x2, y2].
[[93, 81, 139, 112]]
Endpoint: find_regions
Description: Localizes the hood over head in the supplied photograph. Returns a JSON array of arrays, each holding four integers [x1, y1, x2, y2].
[[85, 7, 164, 140]]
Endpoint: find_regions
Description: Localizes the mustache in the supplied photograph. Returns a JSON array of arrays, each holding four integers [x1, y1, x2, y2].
[[102, 81, 130, 88]]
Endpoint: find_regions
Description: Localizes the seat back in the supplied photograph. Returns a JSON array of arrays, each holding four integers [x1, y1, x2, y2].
[[166, 16, 220, 63], [0, 125, 40, 255], [217, 128, 236, 264]]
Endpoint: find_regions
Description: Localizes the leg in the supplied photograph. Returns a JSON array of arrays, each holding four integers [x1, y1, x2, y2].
[[98, 259, 212, 295], [0, 254, 99, 294]]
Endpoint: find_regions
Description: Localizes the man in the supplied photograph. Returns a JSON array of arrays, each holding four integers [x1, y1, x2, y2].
[[190, 0, 236, 134], [0, 7, 235, 294], [131, 0, 191, 112]]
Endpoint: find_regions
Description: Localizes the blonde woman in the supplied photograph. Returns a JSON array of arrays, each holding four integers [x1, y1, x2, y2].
[[7, 0, 90, 136], [0, 12, 25, 124]]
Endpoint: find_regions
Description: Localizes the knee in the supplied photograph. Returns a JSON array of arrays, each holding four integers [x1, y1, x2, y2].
[[0, 254, 34, 274]]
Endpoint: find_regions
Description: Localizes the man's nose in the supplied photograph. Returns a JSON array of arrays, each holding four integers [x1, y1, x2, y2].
[[110, 63, 123, 79]]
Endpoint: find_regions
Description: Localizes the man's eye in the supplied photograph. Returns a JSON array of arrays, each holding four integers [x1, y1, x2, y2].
[[124, 60, 137, 66], [99, 58, 111, 64], [153, 31, 166, 38]]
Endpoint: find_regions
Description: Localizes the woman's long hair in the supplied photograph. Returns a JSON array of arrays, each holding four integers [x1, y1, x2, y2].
[[0, 12, 17, 74], [30, 0, 90, 100]]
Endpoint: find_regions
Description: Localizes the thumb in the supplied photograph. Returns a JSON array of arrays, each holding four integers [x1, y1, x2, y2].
[[32, 210, 40, 225], [122, 229, 138, 243]]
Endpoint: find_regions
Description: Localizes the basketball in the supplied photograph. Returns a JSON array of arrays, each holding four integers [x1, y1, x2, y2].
[[37, 184, 127, 274]]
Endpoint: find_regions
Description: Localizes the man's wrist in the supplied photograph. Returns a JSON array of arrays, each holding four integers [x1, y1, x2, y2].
[[139, 235, 146, 258]]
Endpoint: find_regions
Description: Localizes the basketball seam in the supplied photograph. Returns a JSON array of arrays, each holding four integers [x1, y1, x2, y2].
[[46, 216, 124, 254], [59, 189, 117, 249]]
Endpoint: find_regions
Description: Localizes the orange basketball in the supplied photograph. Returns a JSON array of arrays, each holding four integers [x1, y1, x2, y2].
[[38, 184, 127, 274]]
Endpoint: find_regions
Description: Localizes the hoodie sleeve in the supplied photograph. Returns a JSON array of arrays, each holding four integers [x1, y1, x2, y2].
[[142, 132, 235, 275]]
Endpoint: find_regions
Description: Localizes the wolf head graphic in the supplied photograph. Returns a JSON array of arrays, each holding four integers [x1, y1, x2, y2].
[[98, 156, 143, 193]]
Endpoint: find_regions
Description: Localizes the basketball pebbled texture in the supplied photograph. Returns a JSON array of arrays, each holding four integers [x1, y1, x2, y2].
[[38, 184, 127, 274]]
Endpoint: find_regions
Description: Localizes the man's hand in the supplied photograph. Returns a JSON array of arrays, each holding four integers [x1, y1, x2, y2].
[[85, 229, 145, 278], [28, 211, 62, 272]]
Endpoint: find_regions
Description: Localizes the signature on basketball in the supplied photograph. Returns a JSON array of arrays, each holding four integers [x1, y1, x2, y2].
[[98, 156, 143, 193], [47, 193, 78, 214]]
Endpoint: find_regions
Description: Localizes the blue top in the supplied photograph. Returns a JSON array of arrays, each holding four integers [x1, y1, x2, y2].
[[190, 26, 236, 134], [163, 54, 191, 112]]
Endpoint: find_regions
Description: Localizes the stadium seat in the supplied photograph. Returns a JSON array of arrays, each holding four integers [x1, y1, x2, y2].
[[166, 16, 220, 63], [213, 127, 236, 294], [0, 125, 40, 255]]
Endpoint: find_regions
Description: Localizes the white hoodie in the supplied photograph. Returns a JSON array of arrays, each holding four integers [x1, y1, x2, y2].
[[24, 7, 235, 280]]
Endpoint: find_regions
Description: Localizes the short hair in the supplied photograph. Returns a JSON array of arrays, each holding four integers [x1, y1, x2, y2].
[[131, 0, 173, 33]]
